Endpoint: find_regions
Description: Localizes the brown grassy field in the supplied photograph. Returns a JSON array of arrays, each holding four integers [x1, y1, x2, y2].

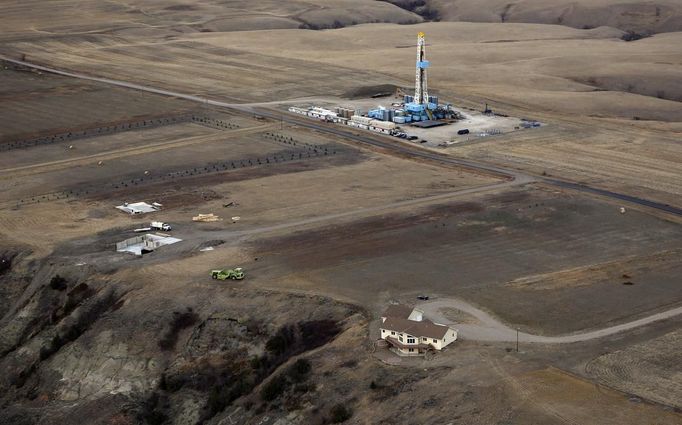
[[1, 20, 680, 203], [0, 0, 421, 42]]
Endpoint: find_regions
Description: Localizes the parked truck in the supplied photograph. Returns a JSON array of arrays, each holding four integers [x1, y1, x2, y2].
[[150, 221, 171, 231], [210, 267, 245, 280]]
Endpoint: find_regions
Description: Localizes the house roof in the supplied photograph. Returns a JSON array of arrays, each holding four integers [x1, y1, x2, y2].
[[381, 304, 413, 320], [380, 317, 450, 340]]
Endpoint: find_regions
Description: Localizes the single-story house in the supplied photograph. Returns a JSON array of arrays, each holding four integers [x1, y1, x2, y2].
[[380, 303, 457, 356]]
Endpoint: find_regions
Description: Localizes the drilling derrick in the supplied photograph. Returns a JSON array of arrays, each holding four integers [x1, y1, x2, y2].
[[404, 32, 439, 121], [367, 31, 450, 124], [414, 32, 429, 105]]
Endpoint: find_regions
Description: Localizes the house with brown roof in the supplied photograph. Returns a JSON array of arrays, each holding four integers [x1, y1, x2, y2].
[[379, 303, 457, 356]]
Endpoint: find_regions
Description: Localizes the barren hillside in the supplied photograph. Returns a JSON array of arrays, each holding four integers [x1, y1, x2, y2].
[[0, 0, 421, 42], [383, 0, 682, 33]]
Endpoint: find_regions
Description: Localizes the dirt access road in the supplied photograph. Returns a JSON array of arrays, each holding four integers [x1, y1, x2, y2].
[[418, 297, 682, 343], [3, 55, 681, 218]]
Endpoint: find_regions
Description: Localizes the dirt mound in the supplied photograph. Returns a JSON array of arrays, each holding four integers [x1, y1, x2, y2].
[[388, 0, 682, 33]]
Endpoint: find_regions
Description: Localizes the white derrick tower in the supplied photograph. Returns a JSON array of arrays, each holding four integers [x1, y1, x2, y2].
[[414, 32, 429, 105]]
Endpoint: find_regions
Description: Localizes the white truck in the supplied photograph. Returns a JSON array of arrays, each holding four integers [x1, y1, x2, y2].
[[150, 221, 172, 231]]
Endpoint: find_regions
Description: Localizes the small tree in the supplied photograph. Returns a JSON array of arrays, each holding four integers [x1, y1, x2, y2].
[[330, 403, 353, 423]]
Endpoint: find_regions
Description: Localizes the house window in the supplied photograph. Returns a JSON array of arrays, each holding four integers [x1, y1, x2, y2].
[[407, 338, 415, 344], [433, 339, 437, 343], [409, 348, 414, 352], [399, 336, 403, 342], [391, 331, 395, 335], [422, 337, 427, 342]]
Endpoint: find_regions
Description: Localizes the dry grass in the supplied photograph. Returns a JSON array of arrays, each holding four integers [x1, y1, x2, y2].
[[505, 249, 682, 290], [517, 368, 682, 424], [424, 0, 682, 33], [586, 329, 682, 408], [0, 0, 421, 42]]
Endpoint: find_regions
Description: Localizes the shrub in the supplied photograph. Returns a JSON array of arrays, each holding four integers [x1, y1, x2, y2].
[[63, 283, 94, 316], [293, 382, 315, 393], [41, 291, 119, 361], [250, 355, 268, 371], [139, 392, 168, 425], [330, 403, 353, 423], [158, 309, 199, 351], [206, 385, 229, 417], [145, 411, 167, 425], [244, 318, 265, 335], [340, 359, 357, 369], [286, 358, 312, 383], [261, 375, 288, 401], [621, 31, 651, 42], [261, 319, 340, 370], [0, 253, 15, 275], [265, 325, 296, 355], [298, 320, 340, 351], [49, 274, 67, 290]]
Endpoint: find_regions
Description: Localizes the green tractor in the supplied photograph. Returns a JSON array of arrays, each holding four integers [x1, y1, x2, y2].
[[210, 267, 245, 281]]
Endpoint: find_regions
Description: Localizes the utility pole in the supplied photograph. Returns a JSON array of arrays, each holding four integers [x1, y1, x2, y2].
[[516, 328, 519, 352]]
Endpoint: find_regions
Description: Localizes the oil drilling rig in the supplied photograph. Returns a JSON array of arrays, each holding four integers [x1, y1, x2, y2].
[[293, 32, 455, 128], [393, 32, 451, 122]]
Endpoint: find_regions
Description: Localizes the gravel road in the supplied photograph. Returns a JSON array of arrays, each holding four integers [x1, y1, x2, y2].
[[418, 298, 682, 343]]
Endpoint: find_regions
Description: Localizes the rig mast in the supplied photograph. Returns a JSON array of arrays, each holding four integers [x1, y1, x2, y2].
[[414, 32, 429, 105]]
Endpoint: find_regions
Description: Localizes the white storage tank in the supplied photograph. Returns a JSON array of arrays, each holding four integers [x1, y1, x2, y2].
[[351, 115, 373, 125], [370, 120, 397, 130]]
